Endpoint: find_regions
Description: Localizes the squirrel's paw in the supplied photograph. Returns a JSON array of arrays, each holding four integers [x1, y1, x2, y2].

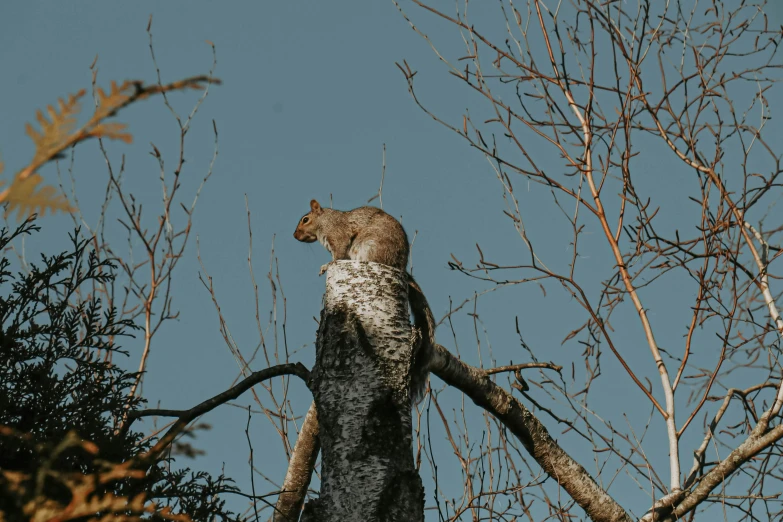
[[318, 263, 330, 276]]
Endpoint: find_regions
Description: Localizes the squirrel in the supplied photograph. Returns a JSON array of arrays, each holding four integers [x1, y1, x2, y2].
[[293, 199, 434, 404]]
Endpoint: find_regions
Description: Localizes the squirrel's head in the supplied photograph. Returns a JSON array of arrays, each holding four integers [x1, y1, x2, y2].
[[293, 199, 323, 243]]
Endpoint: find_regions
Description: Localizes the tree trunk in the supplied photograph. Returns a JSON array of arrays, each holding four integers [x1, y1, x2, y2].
[[301, 260, 424, 522]]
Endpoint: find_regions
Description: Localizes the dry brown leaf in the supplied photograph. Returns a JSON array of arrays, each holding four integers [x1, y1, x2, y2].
[[1, 173, 71, 220], [3, 75, 219, 221], [25, 90, 85, 169]]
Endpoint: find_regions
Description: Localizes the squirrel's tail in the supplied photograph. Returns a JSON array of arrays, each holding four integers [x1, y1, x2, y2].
[[407, 274, 435, 405]]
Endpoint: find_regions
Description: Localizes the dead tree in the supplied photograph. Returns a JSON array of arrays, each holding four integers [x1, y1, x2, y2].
[[299, 261, 424, 522]]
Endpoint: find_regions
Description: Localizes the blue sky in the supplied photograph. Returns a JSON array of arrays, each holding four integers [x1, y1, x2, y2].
[[3, 1, 782, 520]]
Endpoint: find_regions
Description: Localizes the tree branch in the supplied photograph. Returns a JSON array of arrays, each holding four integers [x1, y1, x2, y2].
[[273, 402, 320, 522], [131, 363, 310, 465], [665, 424, 783, 521], [429, 344, 632, 522]]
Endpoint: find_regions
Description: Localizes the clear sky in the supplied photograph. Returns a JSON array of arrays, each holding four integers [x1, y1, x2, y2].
[[2, 1, 782, 520]]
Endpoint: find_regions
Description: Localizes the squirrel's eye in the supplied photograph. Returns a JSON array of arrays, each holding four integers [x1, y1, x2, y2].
[[302, 217, 309, 224]]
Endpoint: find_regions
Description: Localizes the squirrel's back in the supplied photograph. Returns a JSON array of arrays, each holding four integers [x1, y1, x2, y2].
[[346, 206, 409, 270]]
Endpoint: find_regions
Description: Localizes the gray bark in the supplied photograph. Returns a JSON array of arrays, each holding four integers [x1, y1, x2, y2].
[[663, 423, 783, 521], [274, 402, 320, 522], [301, 260, 424, 522], [429, 344, 633, 522]]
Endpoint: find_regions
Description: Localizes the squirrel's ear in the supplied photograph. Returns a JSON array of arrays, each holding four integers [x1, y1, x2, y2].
[[310, 199, 321, 211]]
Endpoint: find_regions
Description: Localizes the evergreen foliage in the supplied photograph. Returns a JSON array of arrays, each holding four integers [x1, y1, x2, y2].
[[0, 219, 240, 521]]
